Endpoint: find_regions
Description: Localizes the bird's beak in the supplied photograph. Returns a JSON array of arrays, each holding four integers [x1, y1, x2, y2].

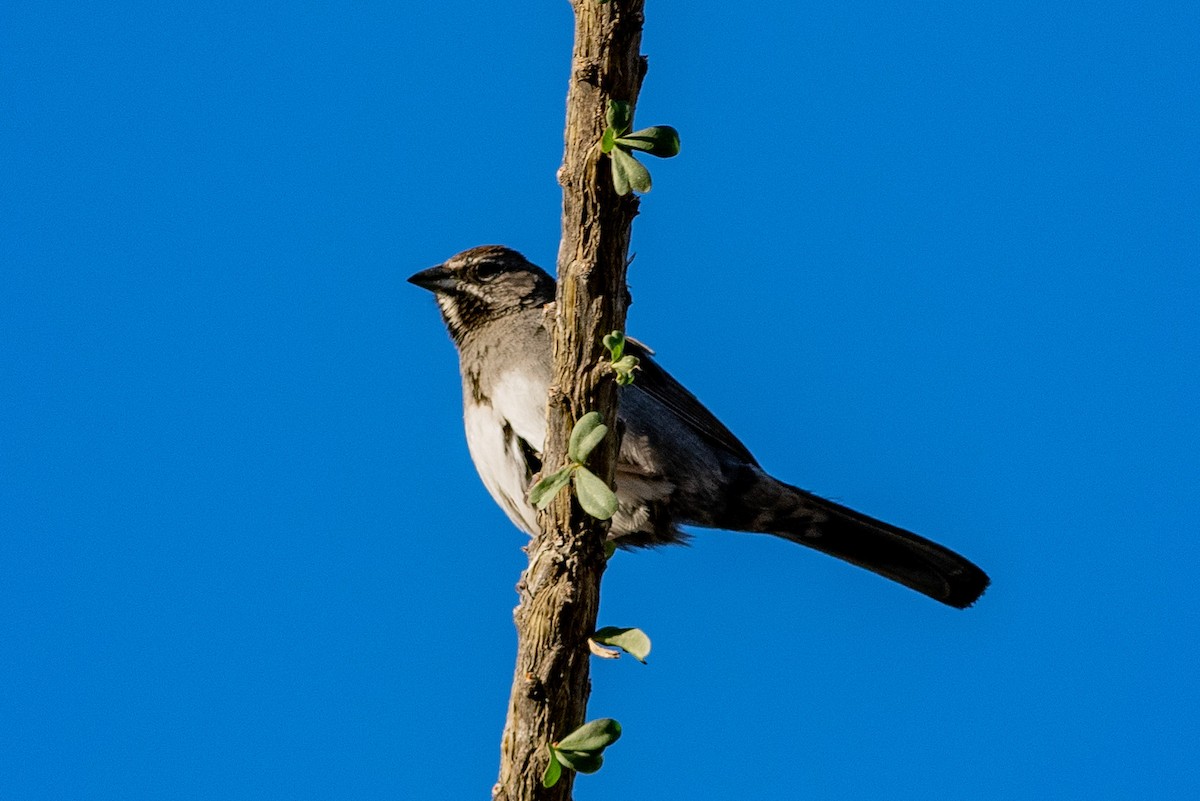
[[407, 264, 457, 293]]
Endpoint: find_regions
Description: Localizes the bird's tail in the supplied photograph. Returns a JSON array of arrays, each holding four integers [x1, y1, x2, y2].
[[729, 474, 990, 608]]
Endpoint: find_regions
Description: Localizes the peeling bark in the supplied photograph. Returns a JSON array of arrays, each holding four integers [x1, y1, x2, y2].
[[493, 2, 647, 799]]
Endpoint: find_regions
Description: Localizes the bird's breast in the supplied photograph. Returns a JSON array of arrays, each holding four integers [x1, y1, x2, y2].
[[486, 369, 550, 451], [462, 398, 540, 536], [459, 367, 550, 536]]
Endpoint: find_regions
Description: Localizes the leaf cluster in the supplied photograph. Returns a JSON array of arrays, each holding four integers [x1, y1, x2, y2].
[[543, 718, 623, 787], [527, 412, 618, 520], [601, 100, 680, 195], [591, 626, 652, 663], [602, 330, 640, 386]]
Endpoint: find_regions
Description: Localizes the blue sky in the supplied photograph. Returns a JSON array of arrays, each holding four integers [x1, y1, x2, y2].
[[3, 1, 1197, 798]]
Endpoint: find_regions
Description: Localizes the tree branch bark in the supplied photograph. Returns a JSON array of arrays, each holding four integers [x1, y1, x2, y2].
[[493, 2, 647, 799]]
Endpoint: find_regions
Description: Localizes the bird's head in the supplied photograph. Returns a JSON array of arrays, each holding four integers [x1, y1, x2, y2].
[[408, 246, 555, 344]]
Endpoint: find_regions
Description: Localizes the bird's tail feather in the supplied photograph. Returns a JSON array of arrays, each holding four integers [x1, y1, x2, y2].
[[744, 478, 989, 608]]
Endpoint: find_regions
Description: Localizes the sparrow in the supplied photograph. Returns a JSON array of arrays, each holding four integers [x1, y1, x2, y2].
[[409, 245, 989, 608]]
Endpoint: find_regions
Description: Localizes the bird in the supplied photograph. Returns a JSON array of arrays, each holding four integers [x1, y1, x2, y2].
[[409, 245, 990, 608]]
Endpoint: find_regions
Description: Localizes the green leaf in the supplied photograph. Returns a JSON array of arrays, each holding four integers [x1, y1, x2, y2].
[[569, 412, 608, 463], [612, 355, 639, 373], [615, 125, 681, 158], [606, 100, 631, 135], [529, 466, 575, 510], [600, 127, 616, 154], [592, 626, 652, 663], [603, 540, 617, 559], [610, 146, 652, 195], [573, 467, 618, 520], [554, 749, 604, 774], [557, 718, 623, 751], [602, 330, 625, 360], [609, 149, 632, 196], [542, 747, 562, 788], [610, 350, 639, 386]]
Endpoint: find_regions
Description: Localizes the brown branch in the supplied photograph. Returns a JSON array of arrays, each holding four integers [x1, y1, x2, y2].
[[492, 1, 647, 799]]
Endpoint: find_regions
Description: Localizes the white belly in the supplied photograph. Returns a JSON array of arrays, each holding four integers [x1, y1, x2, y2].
[[460, 367, 674, 542], [461, 370, 548, 536]]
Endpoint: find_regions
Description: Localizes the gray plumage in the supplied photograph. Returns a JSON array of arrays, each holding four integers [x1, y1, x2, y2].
[[410, 245, 990, 608]]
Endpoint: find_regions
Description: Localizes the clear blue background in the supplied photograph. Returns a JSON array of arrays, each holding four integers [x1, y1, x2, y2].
[[3, 2, 1197, 798]]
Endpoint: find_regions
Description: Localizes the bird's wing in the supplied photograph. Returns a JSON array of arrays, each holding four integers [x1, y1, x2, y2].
[[624, 338, 759, 465]]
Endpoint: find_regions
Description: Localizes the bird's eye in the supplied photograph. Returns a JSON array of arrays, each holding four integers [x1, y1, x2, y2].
[[475, 262, 503, 282]]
